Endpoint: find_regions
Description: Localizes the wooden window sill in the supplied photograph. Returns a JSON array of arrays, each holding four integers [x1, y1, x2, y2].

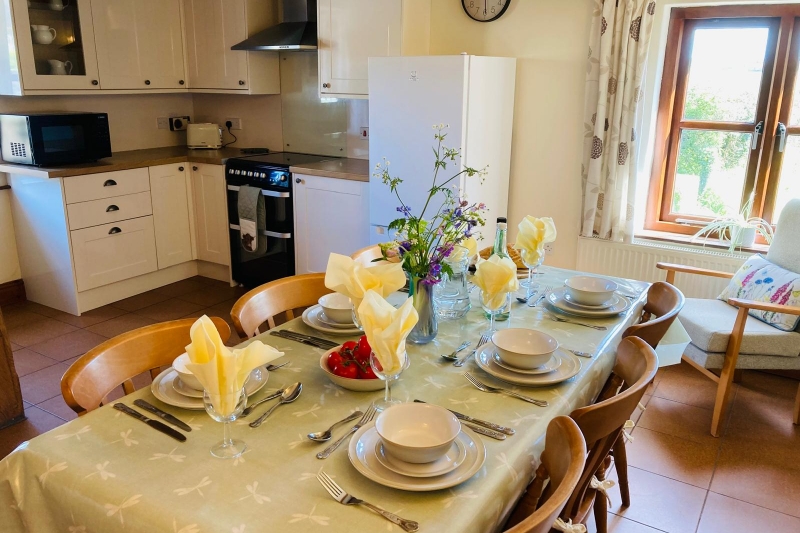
[[635, 229, 769, 255]]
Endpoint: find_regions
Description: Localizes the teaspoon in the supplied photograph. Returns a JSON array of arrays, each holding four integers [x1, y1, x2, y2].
[[241, 383, 293, 417], [440, 341, 471, 362], [249, 382, 302, 428], [307, 411, 363, 442]]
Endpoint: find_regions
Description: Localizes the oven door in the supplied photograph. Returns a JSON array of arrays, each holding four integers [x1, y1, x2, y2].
[[28, 114, 111, 166], [227, 186, 295, 288]]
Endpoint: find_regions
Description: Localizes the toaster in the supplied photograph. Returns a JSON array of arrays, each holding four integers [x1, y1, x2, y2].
[[187, 123, 222, 149]]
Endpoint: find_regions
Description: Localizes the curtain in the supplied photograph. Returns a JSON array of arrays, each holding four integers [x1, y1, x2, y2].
[[581, 0, 656, 242]]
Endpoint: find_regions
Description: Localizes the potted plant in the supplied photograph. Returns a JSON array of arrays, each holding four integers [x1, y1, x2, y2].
[[691, 194, 774, 251]]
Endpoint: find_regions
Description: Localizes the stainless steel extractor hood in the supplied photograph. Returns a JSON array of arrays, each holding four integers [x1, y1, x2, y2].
[[232, 0, 317, 51]]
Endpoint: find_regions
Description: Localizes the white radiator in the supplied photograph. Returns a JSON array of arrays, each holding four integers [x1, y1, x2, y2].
[[575, 237, 750, 299]]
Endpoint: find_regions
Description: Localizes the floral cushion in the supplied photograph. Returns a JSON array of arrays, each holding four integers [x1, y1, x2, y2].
[[718, 255, 800, 332]]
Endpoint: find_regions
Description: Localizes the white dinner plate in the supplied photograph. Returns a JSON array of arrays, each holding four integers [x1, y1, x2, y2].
[[316, 311, 356, 329], [562, 292, 614, 310], [548, 288, 630, 318], [151, 367, 268, 410], [172, 373, 254, 399], [302, 305, 362, 335], [375, 439, 467, 478], [475, 342, 581, 387], [491, 352, 562, 375], [349, 422, 486, 491]]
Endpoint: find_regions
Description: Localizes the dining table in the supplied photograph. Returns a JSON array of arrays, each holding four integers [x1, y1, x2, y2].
[[0, 267, 648, 533]]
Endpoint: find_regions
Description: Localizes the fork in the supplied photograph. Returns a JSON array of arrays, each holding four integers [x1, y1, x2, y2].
[[544, 309, 608, 330], [454, 334, 490, 367], [316, 404, 377, 459], [316, 471, 419, 532], [530, 285, 553, 307], [464, 372, 548, 406]]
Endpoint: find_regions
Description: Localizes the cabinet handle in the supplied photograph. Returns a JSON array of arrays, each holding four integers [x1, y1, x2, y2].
[[295, 177, 302, 184], [145, 80, 151, 85], [239, 80, 245, 86], [322, 83, 330, 89], [108, 227, 122, 235], [91, 80, 99, 86], [103, 179, 117, 187], [178, 166, 184, 171], [179, 80, 185, 85], [105, 205, 119, 212], [192, 166, 198, 171]]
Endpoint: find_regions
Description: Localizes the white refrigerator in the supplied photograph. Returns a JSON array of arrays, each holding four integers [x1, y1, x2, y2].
[[368, 54, 516, 246]]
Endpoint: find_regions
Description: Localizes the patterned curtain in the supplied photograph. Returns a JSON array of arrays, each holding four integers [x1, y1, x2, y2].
[[581, 0, 656, 242]]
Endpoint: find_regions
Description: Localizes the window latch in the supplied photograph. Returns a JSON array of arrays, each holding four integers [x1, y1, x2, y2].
[[777, 122, 787, 153], [751, 121, 764, 150]]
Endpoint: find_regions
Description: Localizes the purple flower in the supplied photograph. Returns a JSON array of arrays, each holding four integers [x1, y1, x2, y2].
[[396, 205, 412, 217], [398, 240, 412, 254], [454, 208, 463, 217]]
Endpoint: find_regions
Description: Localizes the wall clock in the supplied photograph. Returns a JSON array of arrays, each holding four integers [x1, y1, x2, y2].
[[461, 0, 510, 22]]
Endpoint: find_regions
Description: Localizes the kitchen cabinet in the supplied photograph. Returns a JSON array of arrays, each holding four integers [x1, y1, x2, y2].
[[293, 173, 369, 274], [182, 0, 280, 94], [91, 0, 186, 90], [8, 0, 101, 91], [149, 163, 194, 269], [317, 0, 430, 98], [191, 163, 230, 266]]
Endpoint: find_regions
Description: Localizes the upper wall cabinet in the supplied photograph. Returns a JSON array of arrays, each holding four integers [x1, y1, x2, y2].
[[8, 0, 100, 91], [182, 0, 280, 94], [91, 0, 185, 90], [317, 0, 430, 98]]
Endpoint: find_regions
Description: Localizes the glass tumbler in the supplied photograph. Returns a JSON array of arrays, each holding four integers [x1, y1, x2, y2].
[[203, 388, 247, 459], [435, 246, 472, 320]]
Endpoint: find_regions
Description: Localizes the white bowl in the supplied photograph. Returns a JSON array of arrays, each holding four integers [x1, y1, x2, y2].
[[172, 353, 203, 391], [564, 275, 618, 306], [319, 349, 384, 392], [318, 293, 354, 324], [375, 403, 461, 464], [492, 328, 559, 370]]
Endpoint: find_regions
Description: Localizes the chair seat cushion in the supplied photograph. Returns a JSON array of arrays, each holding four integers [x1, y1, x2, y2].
[[679, 298, 800, 357]]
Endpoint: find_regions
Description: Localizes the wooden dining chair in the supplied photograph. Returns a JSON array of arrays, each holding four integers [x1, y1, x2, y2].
[[230, 273, 332, 338], [61, 317, 230, 415], [350, 244, 384, 265], [563, 337, 658, 533], [503, 416, 587, 533]]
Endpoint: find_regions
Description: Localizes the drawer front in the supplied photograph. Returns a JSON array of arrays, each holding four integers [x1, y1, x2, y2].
[[64, 168, 151, 204], [71, 216, 158, 292], [67, 192, 153, 230]]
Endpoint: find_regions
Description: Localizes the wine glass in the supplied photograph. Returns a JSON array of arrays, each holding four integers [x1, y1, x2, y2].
[[370, 351, 410, 411], [520, 250, 545, 292], [203, 388, 247, 459], [350, 299, 363, 330], [481, 290, 511, 337]]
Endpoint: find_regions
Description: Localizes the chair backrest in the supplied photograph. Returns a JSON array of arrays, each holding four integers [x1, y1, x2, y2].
[[230, 273, 332, 338], [61, 317, 230, 415], [504, 416, 587, 533], [767, 198, 800, 273], [622, 281, 684, 349], [560, 337, 658, 523], [351, 245, 384, 265]]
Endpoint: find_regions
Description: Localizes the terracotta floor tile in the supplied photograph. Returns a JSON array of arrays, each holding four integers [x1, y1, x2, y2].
[[134, 299, 205, 322], [608, 467, 706, 533], [637, 397, 720, 445], [46, 305, 128, 328], [18, 362, 70, 404], [2, 307, 48, 329], [726, 371, 799, 438], [8, 316, 79, 347], [10, 342, 22, 351], [178, 284, 245, 307], [653, 362, 720, 411], [36, 395, 78, 421], [0, 407, 65, 458], [626, 427, 718, 489], [586, 511, 667, 532], [697, 491, 800, 532], [28, 329, 107, 362], [153, 278, 210, 298], [12, 349, 58, 377], [85, 314, 157, 338], [110, 290, 172, 312], [630, 395, 651, 425]]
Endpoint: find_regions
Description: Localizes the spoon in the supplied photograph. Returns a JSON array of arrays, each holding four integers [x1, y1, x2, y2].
[[266, 362, 289, 372], [249, 383, 302, 427], [440, 341, 471, 361], [307, 411, 363, 442], [241, 383, 293, 417]]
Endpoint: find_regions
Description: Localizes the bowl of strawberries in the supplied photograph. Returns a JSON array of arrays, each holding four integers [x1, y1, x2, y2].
[[320, 335, 384, 392]]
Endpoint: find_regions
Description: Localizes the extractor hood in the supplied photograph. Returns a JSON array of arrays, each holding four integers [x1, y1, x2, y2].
[[232, 0, 317, 51]]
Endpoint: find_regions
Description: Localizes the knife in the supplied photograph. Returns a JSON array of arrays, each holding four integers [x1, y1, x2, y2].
[[270, 331, 332, 349], [113, 403, 187, 442], [133, 399, 192, 432], [270, 330, 339, 349], [414, 400, 515, 435], [281, 330, 341, 348], [463, 422, 506, 440]]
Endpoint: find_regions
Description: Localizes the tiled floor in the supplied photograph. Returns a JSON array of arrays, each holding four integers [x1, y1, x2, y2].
[[1, 281, 799, 532]]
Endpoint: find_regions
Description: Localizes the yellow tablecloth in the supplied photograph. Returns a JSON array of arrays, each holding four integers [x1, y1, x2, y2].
[[0, 268, 647, 533]]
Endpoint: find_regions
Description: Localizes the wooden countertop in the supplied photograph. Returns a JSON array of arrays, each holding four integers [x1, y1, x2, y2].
[[290, 158, 369, 182], [0, 146, 248, 178]]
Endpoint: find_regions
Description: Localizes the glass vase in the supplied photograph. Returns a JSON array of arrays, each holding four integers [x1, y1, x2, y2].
[[407, 274, 438, 344], [434, 246, 472, 320]]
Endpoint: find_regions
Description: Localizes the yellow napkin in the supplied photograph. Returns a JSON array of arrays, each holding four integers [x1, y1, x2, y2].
[[515, 216, 557, 266], [324, 253, 407, 311], [461, 237, 479, 260], [473, 254, 519, 309], [184, 316, 283, 416], [357, 290, 418, 375]]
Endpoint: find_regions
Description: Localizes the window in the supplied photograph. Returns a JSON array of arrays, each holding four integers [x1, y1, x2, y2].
[[646, 5, 800, 238]]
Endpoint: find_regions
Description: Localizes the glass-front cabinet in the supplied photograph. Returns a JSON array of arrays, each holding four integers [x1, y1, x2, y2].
[[10, 0, 100, 91]]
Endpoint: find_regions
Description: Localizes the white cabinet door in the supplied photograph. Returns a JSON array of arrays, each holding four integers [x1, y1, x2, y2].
[[11, 0, 101, 90], [293, 173, 369, 274], [149, 163, 194, 269], [91, 0, 185, 89], [191, 163, 230, 265], [318, 0, 401, 97], [183, 0, 248, 90], [71, 216, 158, 291]]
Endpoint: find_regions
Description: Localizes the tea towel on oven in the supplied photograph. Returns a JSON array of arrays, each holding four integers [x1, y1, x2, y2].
[[237, 185, 266, 254]]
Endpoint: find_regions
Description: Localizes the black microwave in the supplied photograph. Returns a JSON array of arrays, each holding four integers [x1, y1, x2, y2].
[[0, 112, 112, 166]]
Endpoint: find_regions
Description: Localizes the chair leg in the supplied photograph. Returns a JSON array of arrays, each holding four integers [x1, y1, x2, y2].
[[732, 369, 743, 384], [593, 457, 611, 533], [613, 436, 631, 508], [794, 383, 800, 426], [711, 307, 747, 437]]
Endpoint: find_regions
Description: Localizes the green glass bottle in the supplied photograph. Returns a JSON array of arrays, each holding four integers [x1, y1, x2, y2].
[[485, 217, 511, 321]]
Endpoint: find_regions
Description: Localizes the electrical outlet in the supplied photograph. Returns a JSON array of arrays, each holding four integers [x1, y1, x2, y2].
[[156, 117, 170, 130], [544, 242, 555, 254], [169, 116, 190, 131], [359, 127, 369, 138], [225, 117, 242, 130]]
